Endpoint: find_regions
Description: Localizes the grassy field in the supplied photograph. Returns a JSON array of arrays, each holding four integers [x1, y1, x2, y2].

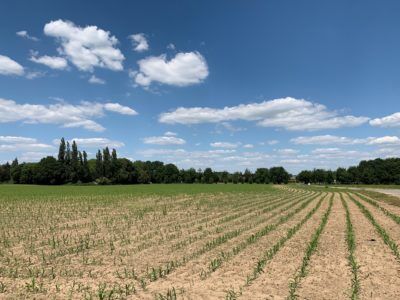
[[1, 184, 400, 299]]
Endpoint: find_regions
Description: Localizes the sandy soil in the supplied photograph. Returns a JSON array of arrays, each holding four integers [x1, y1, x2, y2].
[[344, 193, 400, 299], [238, 195, 330, 299], [351, 193, 400, 246], [296, 193, 352, 299], [135, 193, 324, 299], [143, 194, 326, 299]]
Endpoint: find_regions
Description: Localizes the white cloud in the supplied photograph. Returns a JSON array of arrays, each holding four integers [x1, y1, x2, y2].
[[129, 33, 149, 52], [164, 131, 177, 136], [267, 140, 279, 145], [26, 71, 46, 80], [0, 55, 24, 76], [367, 136, 400, 145], [16, 30, 39, 41], [143, 135, 186, 145], [0, 136, 54, 153], [210, 142, 240, 149], [0, 98, 137, 132], [291, 135, 400, 146], [219, 122, 246, 133], [159, 97, 368, 131], [30, 55, 68, 70], [291, 135, 361, 145], [243, 144, 254, 148], [55, 138, 124, 149], [277, 148, 299, 155], [134, 51, 208, 87], [0, 136, 37, 143], [311, 148, 342, 154], [88, 75, 106, 84], [44, 19, 124, 71], [103, 103, 137, 115], [20, 152, 55, 162], [167, 43, 176, 50], [370, 113, 400, 128]]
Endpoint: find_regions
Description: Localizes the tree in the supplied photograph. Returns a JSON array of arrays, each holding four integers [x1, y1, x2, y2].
[[70, 141, 79, 182], [0, 162, 11, 182], [254, 168, 269, 184], [163, 164, 180, 183], [35, 157, 63, 185], [95, 150, 103, 179], [243, 169, 253, 184], [82, 151, 92, 182], [296, 170, 312, 184], [203, 168, 214, 184], [64, 141, 71, 182], [58, 138, 66, 163], [10, 158, 21, 183], [110, 148, 119, 181], [336, 167, 350, 184], [103, 147, 111, 179], [269, 167, 290, 184], [221, 171, 229, 184]]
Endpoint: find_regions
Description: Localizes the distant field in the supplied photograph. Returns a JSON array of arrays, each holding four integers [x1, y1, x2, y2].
[[332, 184, 400, 189], [0, 183, 275, 198], [1, 184, 400, 299]]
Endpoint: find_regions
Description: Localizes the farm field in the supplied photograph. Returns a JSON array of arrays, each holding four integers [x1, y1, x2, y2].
[[0, 185, 400, 299]]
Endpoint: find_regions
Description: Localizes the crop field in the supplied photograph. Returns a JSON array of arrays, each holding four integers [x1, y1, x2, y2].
[[0, 184, 400, 299]]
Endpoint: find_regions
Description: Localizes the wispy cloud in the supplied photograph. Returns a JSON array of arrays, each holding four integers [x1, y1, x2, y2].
[[159, 97, 368, 131]]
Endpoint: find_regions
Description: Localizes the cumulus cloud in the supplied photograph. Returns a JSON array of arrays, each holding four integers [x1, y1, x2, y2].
[[88, 75, 105, 84], [134, 51, 208, 87], [44, 19, 124, 71], [159, 97, 368, 131], [20, 152, 56, 162], [291, 135, 400, 146], [243, 144, 254, 148], [366, 136, 400, 145], [143, 135, 186, 145], [16, 30, 39, 41], [277, 148, 299, 155], [0, 98, 137, 132], [370, 113, 400, 128], [291, 135, 362, 145], [129, 33, 149, 52], [0, 55, 24, 76], [164, 131, 177, 136], [103, 103, 137, 115], [0, 136, 54, 152], [54, 138, 124, 148], [210, 142, 240, 149], [30, 54, 68, 70]]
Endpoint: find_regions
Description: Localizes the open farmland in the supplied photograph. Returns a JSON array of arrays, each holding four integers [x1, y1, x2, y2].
[[0, 185, 400, 299]]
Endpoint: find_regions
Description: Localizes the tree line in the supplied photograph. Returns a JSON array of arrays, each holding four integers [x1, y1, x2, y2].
[[296, 158, 400, 185], [0, 138, 291, 185]]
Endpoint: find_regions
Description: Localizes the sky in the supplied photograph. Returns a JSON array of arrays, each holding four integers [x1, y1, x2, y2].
[[1, 0, 400, 174]]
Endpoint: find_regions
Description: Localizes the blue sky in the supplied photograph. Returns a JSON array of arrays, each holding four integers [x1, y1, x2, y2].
[[1, 0, 400, 173]]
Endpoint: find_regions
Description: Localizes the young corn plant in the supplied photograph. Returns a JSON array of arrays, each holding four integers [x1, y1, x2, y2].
[[348, 193, 400, 261], [287, 194, 333, 300], [340, 194, 360, 300]]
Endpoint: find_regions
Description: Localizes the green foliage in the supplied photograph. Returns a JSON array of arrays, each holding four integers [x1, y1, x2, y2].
[[340, 194, 360, 300], [297, 157, 400, 185], [0, 138, 292, 186]]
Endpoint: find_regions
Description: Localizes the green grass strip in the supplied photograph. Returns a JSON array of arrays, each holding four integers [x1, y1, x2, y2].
[[348, 193, 400, 261], [340, 193, 360, 300], [287, 194, 333, 300]]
